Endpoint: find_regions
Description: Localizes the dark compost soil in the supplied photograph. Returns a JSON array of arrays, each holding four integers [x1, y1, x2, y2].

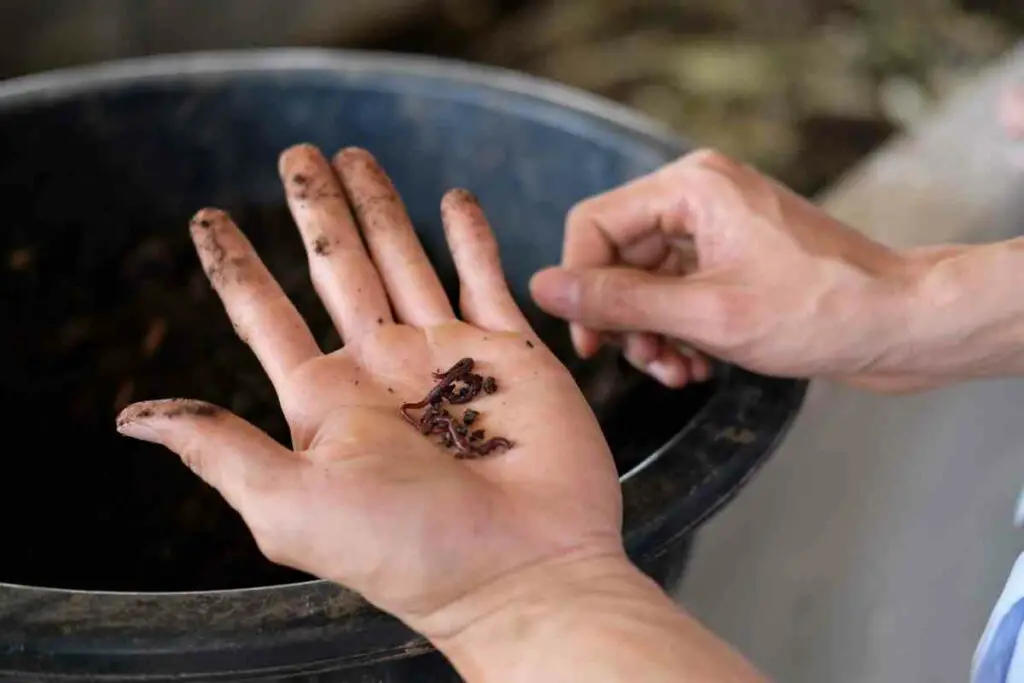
[[0, 204, 712, 592]]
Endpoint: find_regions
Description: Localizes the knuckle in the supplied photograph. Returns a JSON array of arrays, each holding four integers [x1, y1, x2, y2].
[[670, 149, 750, 224], [694, 163, 743, 198], [682, 147, 731, 169], [565, 199, 597, 231], [683, 148, 745, 183], [680, 148, 743, 187]]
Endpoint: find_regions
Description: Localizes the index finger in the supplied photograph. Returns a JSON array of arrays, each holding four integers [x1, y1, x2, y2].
[[562, 167, 687, 357], [190, 208, 321, 389]]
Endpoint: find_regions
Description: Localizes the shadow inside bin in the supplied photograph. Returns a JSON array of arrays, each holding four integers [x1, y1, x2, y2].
[[0, 197, 714, 594]]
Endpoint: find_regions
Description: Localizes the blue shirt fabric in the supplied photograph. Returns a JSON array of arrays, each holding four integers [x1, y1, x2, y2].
[[972, 491, 1024, 683]]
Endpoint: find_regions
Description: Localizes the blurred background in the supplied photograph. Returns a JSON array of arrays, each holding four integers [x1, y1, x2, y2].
[[0, 0, 1020, 197], [2, 3, 1020, 682]]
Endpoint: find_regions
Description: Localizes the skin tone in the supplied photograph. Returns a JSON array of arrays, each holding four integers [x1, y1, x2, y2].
[[116, 88, 1024, 682], [116, 145, 764, 682], [529, 150, 1024, 394]]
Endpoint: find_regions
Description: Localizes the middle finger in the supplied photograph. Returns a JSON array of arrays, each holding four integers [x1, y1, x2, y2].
[[333, 147, 455, 327], [280, 144, 393, 342]]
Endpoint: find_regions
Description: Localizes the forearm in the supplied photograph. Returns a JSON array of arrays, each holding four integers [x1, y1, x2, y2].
[[432, 555, 767, 683], [875, 237, 1024, 379]]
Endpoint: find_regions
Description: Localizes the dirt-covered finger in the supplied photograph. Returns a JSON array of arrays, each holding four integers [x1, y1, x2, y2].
[[189, 208, 320, 389], [441, 188, 533, 334], [116, 399, 301, 521], [279, 144, 393, 341], [333, 148, 454, 327]]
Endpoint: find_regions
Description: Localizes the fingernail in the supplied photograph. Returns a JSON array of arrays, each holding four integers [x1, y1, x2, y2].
[[570, 326, 595, 358], [625, 334, 659, 366], [647, 359, 682, 387], [530, 268, 579, 314], [117, 418, 162, 444]]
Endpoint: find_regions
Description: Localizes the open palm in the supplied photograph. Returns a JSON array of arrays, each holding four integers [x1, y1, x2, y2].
[[116, 145, 622, 637]]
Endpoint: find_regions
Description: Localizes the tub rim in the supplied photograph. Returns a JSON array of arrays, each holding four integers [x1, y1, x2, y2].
[[0, 48, 808, 679]]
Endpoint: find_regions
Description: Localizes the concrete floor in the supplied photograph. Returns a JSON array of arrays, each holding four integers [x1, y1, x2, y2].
[[677, 44, 1024, 683]]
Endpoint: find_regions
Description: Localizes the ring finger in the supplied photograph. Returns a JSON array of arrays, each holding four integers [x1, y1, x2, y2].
[[440, 188, 533, 335], [280, 144, 393, 342]]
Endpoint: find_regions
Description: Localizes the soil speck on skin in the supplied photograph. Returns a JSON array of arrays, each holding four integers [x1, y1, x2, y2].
[[312, 235, 330, 256], [292, 173, 307, 185], [161, 399, 222, 419], [387, 387, 395, 393], [192, 221, 232, 287], [526, 340, 535, 348], [377, 317, 384, 325], [120, 399, 221, 425]]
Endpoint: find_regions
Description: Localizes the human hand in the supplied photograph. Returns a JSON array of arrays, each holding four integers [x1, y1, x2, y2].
[[529, 149, 933, 391], [114, 145, 623, 640]]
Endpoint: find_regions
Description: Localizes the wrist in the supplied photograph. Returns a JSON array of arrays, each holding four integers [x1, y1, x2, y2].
[[817, 244, 925, 376], [870, 239, 1024, 378], [421, 548, 640, 647], [431, 551, 765, 683], [430, 551, 643, 682]]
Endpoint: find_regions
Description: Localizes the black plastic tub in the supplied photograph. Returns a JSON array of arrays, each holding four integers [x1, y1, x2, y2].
[[0, 50, 807, 682]]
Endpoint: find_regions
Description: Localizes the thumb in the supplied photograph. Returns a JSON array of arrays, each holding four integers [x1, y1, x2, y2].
[[530, 266, 707, 337], [116, 398, 299, 518]]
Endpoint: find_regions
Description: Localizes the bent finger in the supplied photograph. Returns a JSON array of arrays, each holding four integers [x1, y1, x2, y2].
[[190, 208, 321, 389], [280, 144, 393, 341], [563, 170, 688, 357], [333, 148, 455, 327], [623, 335, 692, 388], [623, 332, 660, 367], [441, 189, 533, 334]]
